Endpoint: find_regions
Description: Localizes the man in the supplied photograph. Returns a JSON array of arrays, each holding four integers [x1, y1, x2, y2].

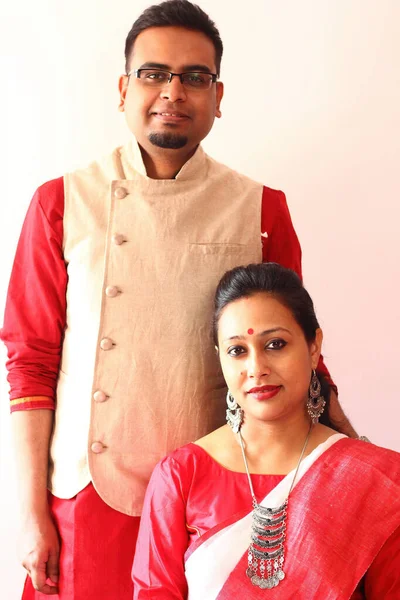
[[1, 1, 356, 598]]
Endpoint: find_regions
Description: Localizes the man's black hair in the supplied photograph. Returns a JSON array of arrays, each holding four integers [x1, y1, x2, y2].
[[125, 0, 223, 75]]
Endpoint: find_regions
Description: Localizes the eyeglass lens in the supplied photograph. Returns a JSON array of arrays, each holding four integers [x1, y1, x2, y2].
[[137, 69, 214, 89]]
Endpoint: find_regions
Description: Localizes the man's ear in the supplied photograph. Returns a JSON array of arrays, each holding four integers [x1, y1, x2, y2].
[[215, 81, 224, 118], [118, 75, 129, 112]]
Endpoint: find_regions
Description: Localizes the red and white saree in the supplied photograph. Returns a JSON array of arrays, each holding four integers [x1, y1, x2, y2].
[[132, 436, 400, 599]]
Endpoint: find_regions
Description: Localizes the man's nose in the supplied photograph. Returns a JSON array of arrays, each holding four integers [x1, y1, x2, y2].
[[160, 75, 187, 102]]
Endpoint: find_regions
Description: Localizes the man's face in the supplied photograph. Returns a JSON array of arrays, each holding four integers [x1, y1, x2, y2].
[[118, 26, 223, 155]]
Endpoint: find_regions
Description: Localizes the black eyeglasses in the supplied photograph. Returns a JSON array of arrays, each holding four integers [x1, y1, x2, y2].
[[127, 69, 218, 90]]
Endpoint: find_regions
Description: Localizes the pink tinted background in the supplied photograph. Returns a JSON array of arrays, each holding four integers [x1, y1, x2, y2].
[[1, 0, 399, 597]]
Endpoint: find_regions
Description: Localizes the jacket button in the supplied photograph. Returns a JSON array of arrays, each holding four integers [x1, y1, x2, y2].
[[105, 285, 119, 298], [100, 338, 113, 351], [93, 390, 108, 403], [112, 233, 125, 245], [114, 187, 127, 199], [91, 442, 105, 454]]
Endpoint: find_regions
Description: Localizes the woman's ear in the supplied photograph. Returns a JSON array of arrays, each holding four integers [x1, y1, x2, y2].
[[310, 328, 323, 369], [214, 345, 219, 355]]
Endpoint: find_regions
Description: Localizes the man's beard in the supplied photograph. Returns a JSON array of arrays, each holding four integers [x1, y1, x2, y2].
[[148, 132, 188, 149]]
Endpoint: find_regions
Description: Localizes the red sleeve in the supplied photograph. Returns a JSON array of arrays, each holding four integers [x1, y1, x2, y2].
[[260, 186, 336, 392], [261, 186, 302, 278], [0, 178, 66, 411], [132, 456, 189, 600], [363, 525, 400, 598]]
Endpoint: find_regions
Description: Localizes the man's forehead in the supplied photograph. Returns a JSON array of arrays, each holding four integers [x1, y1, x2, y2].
[[130, 26, 216, 71], [137, 60, 213, 73]]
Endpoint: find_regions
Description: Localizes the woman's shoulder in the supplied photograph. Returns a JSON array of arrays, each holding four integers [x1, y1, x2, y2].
[[146, 436, 235, 506], [194, 424, 233, 453], [157, 442, 199, 468], [340, 437, 400, 482], [343, 437, 400, 460], [153, 426, 237, 483], [144, 444, 205, 503], [154, 438, 220, 479]]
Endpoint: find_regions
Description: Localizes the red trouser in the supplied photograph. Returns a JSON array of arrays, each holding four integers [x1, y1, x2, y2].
[[22, 483, 140, 600]]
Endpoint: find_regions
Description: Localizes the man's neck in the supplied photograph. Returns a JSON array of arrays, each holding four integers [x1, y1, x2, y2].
[[139, 143, 198, 180]]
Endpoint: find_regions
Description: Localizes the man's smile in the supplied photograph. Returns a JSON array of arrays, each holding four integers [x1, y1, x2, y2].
[[151, 111, 191, 123]]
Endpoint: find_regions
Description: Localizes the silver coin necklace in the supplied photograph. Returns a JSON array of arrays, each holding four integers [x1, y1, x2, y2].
[[238, 423, 313, 590]]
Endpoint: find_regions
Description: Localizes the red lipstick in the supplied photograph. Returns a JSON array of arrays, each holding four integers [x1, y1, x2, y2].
[[247, 385, 281, 401]]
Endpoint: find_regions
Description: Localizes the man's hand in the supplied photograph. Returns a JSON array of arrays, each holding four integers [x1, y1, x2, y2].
[[19, 511, 60, 594], [329, 389, 358, 438], [11, 409, 58, 592]]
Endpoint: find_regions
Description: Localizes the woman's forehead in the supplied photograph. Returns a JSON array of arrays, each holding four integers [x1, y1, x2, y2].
[[218, 293, 298, 335]]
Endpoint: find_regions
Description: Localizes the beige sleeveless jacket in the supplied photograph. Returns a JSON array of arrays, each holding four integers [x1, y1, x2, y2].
[[48, 140, 262, 515]]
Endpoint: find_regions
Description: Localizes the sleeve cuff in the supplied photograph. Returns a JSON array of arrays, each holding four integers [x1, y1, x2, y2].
[[10, 396, 55, 413]]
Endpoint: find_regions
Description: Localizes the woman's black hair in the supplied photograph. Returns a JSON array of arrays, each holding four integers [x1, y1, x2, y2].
[[213, 262, 338, 431], [124, 0, 223, 75]]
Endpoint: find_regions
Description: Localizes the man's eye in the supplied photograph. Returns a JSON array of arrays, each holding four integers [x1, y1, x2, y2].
[[266, 339, 287, 350], [145, 71, 167, 80], [184, 73, 211, 87], [187, 73, 204, 82], [227, 346, 245, 357]]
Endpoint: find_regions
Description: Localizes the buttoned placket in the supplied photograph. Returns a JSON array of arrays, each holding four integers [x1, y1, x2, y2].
[[91, 185, 128, 455]]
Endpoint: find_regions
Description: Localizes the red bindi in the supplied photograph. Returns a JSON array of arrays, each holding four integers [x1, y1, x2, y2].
[[247, 328, 254, 335]]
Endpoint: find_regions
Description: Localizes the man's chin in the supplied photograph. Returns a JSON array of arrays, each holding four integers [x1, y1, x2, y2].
[[148, 132, 188, 150]]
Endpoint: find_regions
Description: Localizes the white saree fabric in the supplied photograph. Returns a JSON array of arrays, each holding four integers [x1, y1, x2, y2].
[[185, 433, 346, 600]]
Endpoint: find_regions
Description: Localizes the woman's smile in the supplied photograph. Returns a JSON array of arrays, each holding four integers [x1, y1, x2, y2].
[[246, 384, 282, 401]]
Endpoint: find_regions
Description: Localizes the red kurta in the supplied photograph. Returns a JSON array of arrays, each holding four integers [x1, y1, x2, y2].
[[132, 441, 400, 599], [22, 484, 140, 600]]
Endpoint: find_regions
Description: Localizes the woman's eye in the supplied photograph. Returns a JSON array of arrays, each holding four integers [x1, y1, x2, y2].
[[227, 346, 245, 357], [266, 339, 287, 350]]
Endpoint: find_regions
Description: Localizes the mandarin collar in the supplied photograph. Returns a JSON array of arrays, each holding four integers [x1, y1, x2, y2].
[[122, 137, 207, 182]]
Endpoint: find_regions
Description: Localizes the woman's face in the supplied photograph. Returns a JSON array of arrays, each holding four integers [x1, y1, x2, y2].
[[217, 292, 322, 425]]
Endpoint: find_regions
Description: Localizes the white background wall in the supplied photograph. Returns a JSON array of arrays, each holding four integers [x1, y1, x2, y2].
[[1, 0, 399, 596]]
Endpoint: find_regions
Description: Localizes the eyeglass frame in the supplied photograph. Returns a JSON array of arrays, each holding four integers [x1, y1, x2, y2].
[[127, 68, 218, 88]]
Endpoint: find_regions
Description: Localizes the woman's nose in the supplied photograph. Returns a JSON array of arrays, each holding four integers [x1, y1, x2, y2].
[[245, 352, 270, 379]]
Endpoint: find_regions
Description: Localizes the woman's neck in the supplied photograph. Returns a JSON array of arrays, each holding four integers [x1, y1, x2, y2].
[[242, 410, 310, 443], [237, 413, 315, 475], [195, 413, 337, 476]]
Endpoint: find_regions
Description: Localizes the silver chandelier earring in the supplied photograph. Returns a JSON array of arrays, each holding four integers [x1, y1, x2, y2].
[[226, 391, 243, 433], [306, 370, 326, 423]]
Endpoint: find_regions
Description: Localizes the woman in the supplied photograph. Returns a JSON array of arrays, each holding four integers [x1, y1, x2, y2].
[[132, 263, 400, 599]]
